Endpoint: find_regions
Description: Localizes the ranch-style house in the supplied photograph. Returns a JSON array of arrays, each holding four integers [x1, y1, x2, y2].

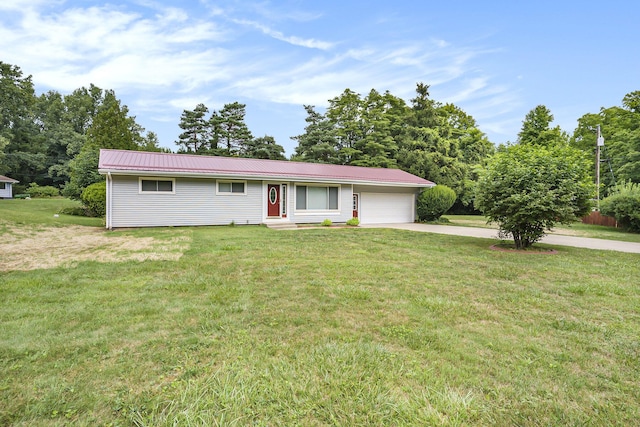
[[98, 149, 435, 229]]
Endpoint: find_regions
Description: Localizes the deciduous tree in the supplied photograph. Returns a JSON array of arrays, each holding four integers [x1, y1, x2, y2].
[[475, 144, 593, 249], [571, 91, 640, 193], [65, 91, 143, 198], [0, 62, 46, 184]]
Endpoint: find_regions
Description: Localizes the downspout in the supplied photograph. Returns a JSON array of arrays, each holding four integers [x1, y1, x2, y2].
[[106, 172, 112, 230]]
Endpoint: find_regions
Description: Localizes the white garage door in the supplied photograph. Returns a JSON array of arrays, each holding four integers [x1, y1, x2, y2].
[[360, 192, 415, 224]]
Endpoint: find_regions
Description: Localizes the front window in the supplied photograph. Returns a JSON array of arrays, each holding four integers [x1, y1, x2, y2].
[[140, 178, 174, 193], [295, 185, 339, 210], [0, 183, 5, 190]]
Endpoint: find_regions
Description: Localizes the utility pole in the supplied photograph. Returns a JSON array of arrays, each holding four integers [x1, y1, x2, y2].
[[595, 125, 604, 210]]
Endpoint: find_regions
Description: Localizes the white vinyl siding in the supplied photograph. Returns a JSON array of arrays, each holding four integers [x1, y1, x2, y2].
[[107, 177, 421, 227], [111, 176, 262, 227], [0, 182, 11, 198]]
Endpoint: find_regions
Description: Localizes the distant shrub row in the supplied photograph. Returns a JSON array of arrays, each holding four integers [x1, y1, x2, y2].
[[26, 183, 60, 198]]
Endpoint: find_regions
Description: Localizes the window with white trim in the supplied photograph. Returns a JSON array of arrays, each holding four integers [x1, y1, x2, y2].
[[281, 184, 287, 216], [0, 183, 5, 190], [295, 185, 339, 210], [217, 180, 246, 195], [139, 178, 175, 193]]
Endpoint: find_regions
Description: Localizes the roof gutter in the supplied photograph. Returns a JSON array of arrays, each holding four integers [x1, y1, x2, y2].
[[98, 169, 435, 188]]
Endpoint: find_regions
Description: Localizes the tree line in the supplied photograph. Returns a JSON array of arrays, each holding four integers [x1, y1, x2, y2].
[[175, 102, 285, 160], [291, 84, 494, 211], [1, 60, 639, 212], [0, 61, 164, 199]]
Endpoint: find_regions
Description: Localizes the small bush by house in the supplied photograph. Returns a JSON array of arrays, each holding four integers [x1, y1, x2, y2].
[[346, 217, 360, 226], [81, 181, 107, 217], [417, 185, 456, 221]]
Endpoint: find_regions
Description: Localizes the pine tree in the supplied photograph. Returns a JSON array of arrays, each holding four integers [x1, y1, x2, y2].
[[218, 102, 252, 156], [242, 135, 286, 160], [291, 105, 338, 163], [176, 103, 212, 153]]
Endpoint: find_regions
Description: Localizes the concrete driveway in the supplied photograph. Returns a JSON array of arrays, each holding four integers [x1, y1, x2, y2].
[[360, 223, 640, 254]]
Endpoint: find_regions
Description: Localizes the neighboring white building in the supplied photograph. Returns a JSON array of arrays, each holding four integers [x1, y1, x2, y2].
[[98, 149, 435, 229], [0, 175, 19, 199]]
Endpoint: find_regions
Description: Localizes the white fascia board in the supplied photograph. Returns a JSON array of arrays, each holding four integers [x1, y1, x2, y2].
[[98, 168, 434, 188]]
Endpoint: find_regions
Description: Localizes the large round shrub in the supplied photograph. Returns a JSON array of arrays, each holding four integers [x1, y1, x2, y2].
[[600, 182, 640, 232], [417, 185, 456, 221], [81, 181, 107, 217]]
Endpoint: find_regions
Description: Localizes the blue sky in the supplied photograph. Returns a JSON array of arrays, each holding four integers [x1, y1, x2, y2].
[[1, 0, 638, 155]]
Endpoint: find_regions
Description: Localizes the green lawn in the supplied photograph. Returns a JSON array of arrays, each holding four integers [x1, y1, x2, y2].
[[0, 198, 103, 228], [1, 200, 639, 426], [443, 214, 640, 243]]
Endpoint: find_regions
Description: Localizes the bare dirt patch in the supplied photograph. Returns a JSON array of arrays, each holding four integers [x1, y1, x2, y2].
[[0, 224, 191, 271]]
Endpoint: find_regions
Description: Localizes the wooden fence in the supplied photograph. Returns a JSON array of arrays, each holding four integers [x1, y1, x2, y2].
[[582, 211, 618, 227]]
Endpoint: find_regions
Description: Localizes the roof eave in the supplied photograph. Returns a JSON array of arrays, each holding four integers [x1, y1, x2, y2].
[[98, 168, 434, 188]]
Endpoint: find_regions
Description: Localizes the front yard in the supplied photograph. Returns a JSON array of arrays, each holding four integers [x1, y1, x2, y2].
[[1, 200, 639, 425]]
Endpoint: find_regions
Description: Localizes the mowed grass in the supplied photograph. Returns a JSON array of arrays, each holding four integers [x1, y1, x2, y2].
[[444, 214, 640, 243], [0, 198, 103, 228], [1, 201, 639, 425]]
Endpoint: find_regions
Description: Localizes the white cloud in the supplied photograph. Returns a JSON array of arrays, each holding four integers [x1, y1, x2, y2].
[[225, 39, 494, 110], [0, 3, 228, 93], [0, 1, 524, 149], [0, 0, 54, 11], [232, 18, 334, 50]]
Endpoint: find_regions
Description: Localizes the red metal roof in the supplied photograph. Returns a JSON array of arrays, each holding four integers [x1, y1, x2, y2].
[[99, 149, 434, 186], [0, 175, 19, 183]]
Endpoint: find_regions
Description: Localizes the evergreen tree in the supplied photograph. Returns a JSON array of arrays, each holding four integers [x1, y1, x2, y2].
[[352, 89, 403, 168], [326, 89, 364, 164], [518, 105, 568, 147], [176, 103, 212, 153], [291, 105, 338, 163], [397, 83, 465, 198], [140, 131, 169, 152], [218, 102, 252, 156], [242, 135, 286, 160]]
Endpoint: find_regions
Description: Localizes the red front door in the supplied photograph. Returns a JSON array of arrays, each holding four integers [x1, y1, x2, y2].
[[267, 184, 280, 217]]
